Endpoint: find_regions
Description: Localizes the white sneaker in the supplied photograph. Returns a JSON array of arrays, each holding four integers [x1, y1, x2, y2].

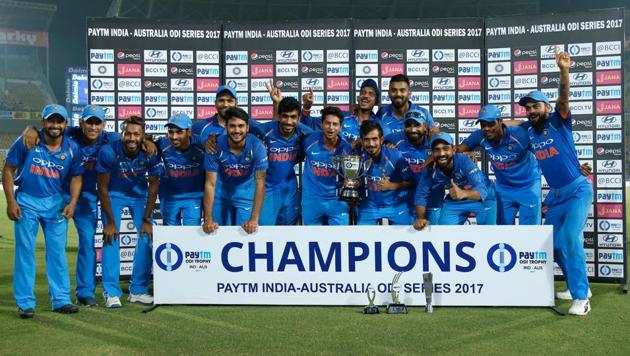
[[128, 294, 154, 304], [105, 295, 122, 309], [556, 288, 592, 300], [568, 299, 591, 316]]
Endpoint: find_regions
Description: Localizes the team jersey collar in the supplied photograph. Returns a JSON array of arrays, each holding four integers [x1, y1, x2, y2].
[[38, 129, 71, 153]]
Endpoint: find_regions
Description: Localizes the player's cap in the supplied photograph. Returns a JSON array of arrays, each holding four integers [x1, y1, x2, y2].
[[404, 109, 427, 125], [216, 85, 237, 99], [430, 131, 454, 148], [518, 90, 549, 106], [81, 105, 105, 122], [42, 104, 68, 121], [165, 113, 192, 129], [359, 79, 380, 103], [476, 104, 502, 123]]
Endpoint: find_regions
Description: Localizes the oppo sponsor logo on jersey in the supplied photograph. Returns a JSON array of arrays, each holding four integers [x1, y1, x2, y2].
[[327, 49, 349, 62], [117, 92, 142, 105], [487, 62, 510, 75], [567, 43, 592, 57], [487, 76, 510, 89], [90, 63, 114, 77], [432, 106, 455, 118], [143, 64, 168, 77], [457, 92, 481, 104], [595, 85, 622, 100], [144, 92, 168, 105], [458, 63, 480, 76], [225, 51, 248, 64], [355, 49, 379, 62], [90, 92, 115, 105], [596, 130, 622, 143], [275, 50, 298, 63], [89, 49, 114, 62], [487, 90, 511, 103], [300, 50, 324, 63], [90, 78, 114, 91], [596, 115, 621, 129], [513, 75, 537, 88], [170, 93, 194, 105], [144, 106, 168, 119], [431, 49, 455, 62], [170, 50, 194, 63], [196, 51, 219, 64], [596, 41, 621, 55], [457, 49, 480, 62], [596, 56, 622, 70], [540, 44, 564, 59], [406, 49, 429, 62], [598, 234, 624, 248], [486, 48, 510, 61], [117, 78, 141, 91], [432, 77, 455, 90], [406, 63, 430, 76], [539, 59, 560, 73], [196, 93, 217, 105]]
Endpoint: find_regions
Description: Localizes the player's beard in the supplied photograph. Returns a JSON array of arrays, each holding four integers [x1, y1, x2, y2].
[[124, 137, 142, 155], [391, 96, 407, 109], [406, 130, 424, 145], [44, 125, 64, 139], [436, 153, 453, 169], [228, 132, 246, 145], [528, 111, 548, 134]]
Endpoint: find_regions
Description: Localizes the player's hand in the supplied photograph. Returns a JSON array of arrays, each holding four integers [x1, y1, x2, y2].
[[202, 219, 219, 234], [343, 178, 359, 188], [413, 218, 430, 231], [205, 134, 218, 154], [350, 139, 363, 151], [141, 221, 153, 240], [142, 139, 157, 157], [103, 223, 119, 245], [61, 203, 76, 219], [377, 177, 397, 191], [242, 219, 259, 234], [22, 125, 39, 150], [554, 47, 570, 70], [6, 201, 21, 221], [448, 179, 467, 200], [580, 162, 592, 176], [302, 88, 314, 111], [420, 155, 435, 171], [265, 80, 283, 103], [384, 142, 397, 149]]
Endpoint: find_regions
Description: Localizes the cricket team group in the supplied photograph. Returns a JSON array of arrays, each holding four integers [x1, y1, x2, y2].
[[3, 48, 594, 318]]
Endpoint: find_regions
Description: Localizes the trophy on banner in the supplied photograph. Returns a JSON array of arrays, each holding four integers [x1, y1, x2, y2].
[[333, 154, 372, 203], [386, 272, 408, 314], [363, 285, 379, 314], [423, 272, 434, 313]]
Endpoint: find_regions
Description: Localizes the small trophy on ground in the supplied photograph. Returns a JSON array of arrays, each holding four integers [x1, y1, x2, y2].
[[386, 272, 408, 314], [423, 272, 434, 313], [363, 285, 379, 314]]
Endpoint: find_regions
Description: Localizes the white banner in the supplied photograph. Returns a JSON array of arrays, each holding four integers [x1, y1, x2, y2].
[[153, 226, 554, 306]]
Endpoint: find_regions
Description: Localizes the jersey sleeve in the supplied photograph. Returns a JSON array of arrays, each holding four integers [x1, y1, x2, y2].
[[147, 153, 164, 177], [414, 169, 433, 207], [396, 154, 413, 182], [96, 144, 115, 174], [300, 113, 321, 131], [460, 155, 488, 201], [106, 131, 121, 142], [461, 129, 483, 150], [69, 143, 85, 177], [252, 138, 269, 172], [204, 152, 219, 172], [5, 136, 27, 167]]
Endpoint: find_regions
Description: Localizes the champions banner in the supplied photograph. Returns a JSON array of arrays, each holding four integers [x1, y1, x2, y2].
[[485, 8, 626, 284], [153, 226, 554, 306]]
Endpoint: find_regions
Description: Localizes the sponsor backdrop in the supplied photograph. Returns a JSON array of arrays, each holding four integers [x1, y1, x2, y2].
[[154, 226, 554, 306], [485, 8, 626, 284], [87, 10, 625, 285]]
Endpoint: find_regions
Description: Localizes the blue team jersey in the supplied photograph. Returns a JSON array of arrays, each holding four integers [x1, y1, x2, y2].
[[96, 140, 163, 198], [6, 131, 84, 198], [249, 121, 312, 190], [521, 111, 581, 189], [361, 146, 412, 207], [377, 102, 435, 138], [462, 125, 540, 188], [415, 153, 492, 207], [192, 115, 220, 136], [65, 127, 120, 202], [204, 134, 268, 203], [301, 111, 378, 144], [301, 132, 352, 200], [157, 135, 205, 199]]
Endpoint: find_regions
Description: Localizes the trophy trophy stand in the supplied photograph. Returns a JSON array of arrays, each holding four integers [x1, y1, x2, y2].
[[363, 285, 379, 314], [423, 272, 434, 313], [386, 272, 408, 314]]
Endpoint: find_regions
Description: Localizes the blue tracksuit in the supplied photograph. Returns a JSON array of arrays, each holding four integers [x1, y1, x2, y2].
[[301, 111, 378, 144], [462, 125, 542, 225], [250, 121, 312, 225], [377, 103, 435, 139], [157, 136, 205, 226], [522, 111, 591, 300], [6, 131, 84, 310], [96, 141, 163, 298], [64, 127, 120, 300], [415, 153, 496, 225], [204, 134, 268, 225], [393, 134, 443, 224], [301, 132, 353, 225], [357, 146, 413, 225]]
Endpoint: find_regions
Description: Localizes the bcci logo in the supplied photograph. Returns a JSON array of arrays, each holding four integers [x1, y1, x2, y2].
[[155, 243, 184, 271], [486, 243, 517, 272]]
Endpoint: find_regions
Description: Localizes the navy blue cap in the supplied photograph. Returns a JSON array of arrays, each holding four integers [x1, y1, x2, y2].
[[404, 109, 427, 125], [476, 104, 502, 123], [216, 85, 237, 99], [359, 79, 380, 103], [42, 104, 68, 121], [165, 113, 192, 129], [81, 105, 105, 122], [430, 132, 454, 148], [518, 90, 549, 106]]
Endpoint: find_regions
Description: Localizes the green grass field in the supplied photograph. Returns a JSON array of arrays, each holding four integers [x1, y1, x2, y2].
[[0, 193, 628, 355]]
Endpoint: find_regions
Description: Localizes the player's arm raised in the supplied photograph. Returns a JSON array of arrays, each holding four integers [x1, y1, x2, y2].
[[555, 47, 571, 118]]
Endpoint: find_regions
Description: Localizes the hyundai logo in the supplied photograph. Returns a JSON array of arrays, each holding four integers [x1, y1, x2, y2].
[[411, 50, 424, 57], [437, 78, 451, 85], [602, 234, 618, 242], [176, 79, 189, 86], [280, 51, 294, 58], [572, 73, 587, 81], [149, 50, 162, 58], [602, 160, 617, 168], [306, 78, 320, 86]]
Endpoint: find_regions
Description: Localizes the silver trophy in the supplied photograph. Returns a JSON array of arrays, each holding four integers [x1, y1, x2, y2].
[[423, 272, 433, 313], [386, 272, 408, 314], [333, 155, 371, 202]]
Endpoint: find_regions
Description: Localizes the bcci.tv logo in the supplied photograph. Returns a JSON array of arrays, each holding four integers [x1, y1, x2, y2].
[[155, 243, 212, 271]]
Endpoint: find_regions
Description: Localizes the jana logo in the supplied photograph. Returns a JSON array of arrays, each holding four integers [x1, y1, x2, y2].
[[155, 243, 184, 271], [487, 243, 517, 272]]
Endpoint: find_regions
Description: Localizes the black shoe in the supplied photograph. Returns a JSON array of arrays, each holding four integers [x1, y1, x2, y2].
[[77, 297, 97, 307], [53, 304, 79, 314], [18, 308, 35, 319]]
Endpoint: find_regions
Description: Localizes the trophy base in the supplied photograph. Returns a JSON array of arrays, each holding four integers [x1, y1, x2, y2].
[[363, 306, 380, 314], [339, 189, 360, 203], [386, 303, 408, 314]]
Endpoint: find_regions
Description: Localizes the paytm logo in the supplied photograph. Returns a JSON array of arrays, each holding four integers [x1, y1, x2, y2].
[[225, 51, 248, 63], [487, 48, 510, 61], [355, 49, 379, 62], [90, 49, 114, 62]]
